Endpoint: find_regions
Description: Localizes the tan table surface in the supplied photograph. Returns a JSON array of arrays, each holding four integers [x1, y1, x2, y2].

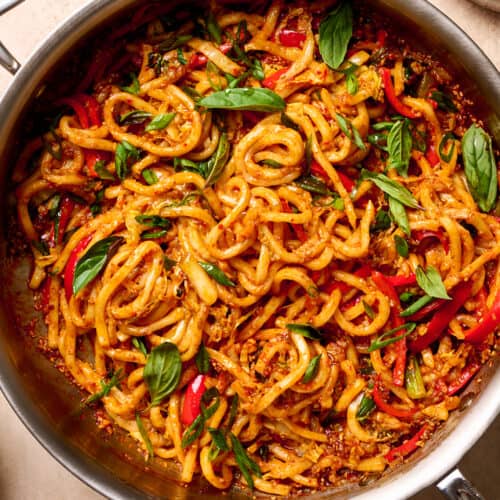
[[0, 1, 498, 499]]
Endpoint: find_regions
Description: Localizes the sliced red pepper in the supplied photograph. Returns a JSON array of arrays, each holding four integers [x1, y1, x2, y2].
[[310, 161, 354, 192], [371, 271, 402, 313], [447, 361, 481, 396], [74, 94, 102, 127], [385, 273, 417, 287], [64, 234, 94, 300], [281, 199, 308, 243], [310, 161, 327, 179], [381, 68, 417, 119], [409, 281, 473, 352], [385, 425, 427, 462], [354, 263, 374, 279], [376, 29, 388, 47], [425, 144, 440, 167], [337, 171, 355, 193], [262, 67, 289, 90], [189, 42, 232, 69], [278, 29, 306, 47], [48, 196, 75, 246], [464, 290, 500, 345], [57, 97, 90, 129], [373, 377, 418, 419], [84, 149, 112, 177], [181, 374, 207, 425]]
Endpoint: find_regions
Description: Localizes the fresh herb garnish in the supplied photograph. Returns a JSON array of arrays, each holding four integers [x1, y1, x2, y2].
[[431, 90, 457, 112], [135, 214, 171, 229], [158, 34, 193, 52], [335, 113, 366, 151], [207, 11, 222, 44], [368, 323, 417, 352], [142, 168, 158, 185], [84, 369, 123, 405], [197, 88, 285, 112], [229, 433, 262, 489], [394, 235, 409, 257], [360, 170, 419, 208], [199, 261, 236, 287], [177, 48, 187, 65], [135, 412, 155, 459], [143, 342, 182, 406], [405, 355, 426, 399], [338, 63, 359, 95], [387, 119, 412, 176], [388, 196, 410, 236], [439, 132, 456, 163], [356, 394, 376, 421], [371, 209, 391, 232], [93, 160, 115, 180], [281, 112, 300, 131], [182, 387, 220, 447], [132, 337, 148, 356], [121, 73, 140, 95], [204, 133, 230, 186], [286, 323, 322, 340], [260, 159, 282, 169], [400, 294, 434, 317], [303, 354, 322, 383], [163, 256, 177, 271], [362, 300, 376, 319], [415, 265, 450, 300], [73, 236, 124, 295], [296, 175, 332, 196], [115, 140, 140, 180], [195, 343, 210, 374], [119, 110, 152, 125], [145, 112, 176, 132]]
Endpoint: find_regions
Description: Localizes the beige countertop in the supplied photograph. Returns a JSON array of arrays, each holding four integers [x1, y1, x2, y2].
[[0, 1, 499, 499]]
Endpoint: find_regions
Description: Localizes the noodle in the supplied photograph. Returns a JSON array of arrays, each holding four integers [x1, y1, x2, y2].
[[12, 0, 499, 495]]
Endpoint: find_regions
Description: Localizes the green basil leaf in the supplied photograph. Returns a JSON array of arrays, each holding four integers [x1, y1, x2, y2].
[[362, 300, 376, 319], [367, 132, 388, 152], [177, 48, 187, 65], [119, 110, 152, 125], [250, 59, 265, 81], [368, 323, 417, 352], [198, 88, 285, 112], [260, 159, 283, 168], [303, 354, 322, 383], [372, 121, 396, 131], [400, 291, 417, 303], [135, 214, 172, 229], [415, 265, 451, 300], [281, 112, 300, 131], [356, 394, 376, 421], [145, 112, 176, 132], [346, 72, 358, 95], [73, 236, 124, 295], [229, 433, 262, 489], [439, 132, 456, 162], [431, 90, 457, 112], [93, 160, 115, 180], [387, 119, 412, 176], [195, 343, 210, 374], [371, 209, 391, 232], [388, 196, 410, 236], [199, 261, 236, 287], [142, 168, 159, 185], [182, 85, 202, 102], [335, 113, 366, 151], [400, 294, 434, 317], [140, 229, 168, 240], [286, 323, 322, 340], [319, 1, 353, 69], [132, 337, 148, 357], [163, 256, 177, 271], [360, 169, 419, 208], [115, 140, 140, 180], [121, 73, 140, 95], [462, 124, 497, 213], [158, 34, 192, 52], [207, 12, 222, 44], [173, 157, 204, 175], [84, 369, 123, 405], [405, 355, 426, 399], [144, 342, 182, 406], [135, 412, 154, 458], [394, 234, 409, 258], [205, 133, 230, 186], [296, 175, 333, 196]]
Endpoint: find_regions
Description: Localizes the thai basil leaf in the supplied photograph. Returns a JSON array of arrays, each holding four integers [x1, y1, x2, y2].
[[462, 124, 497, 213], [115, 140, 140, 180], [119, 110, 152, 125], [121, 73, 140, 95], [415, 265, 451, 300], [394, 234, 409, 258], [303, 354, 322, 383], [84, 369, 123, 405], [335, 113, 366, 151], [143, 342, 182, 406], [250, 59, 265, 81], [286, 323, 322, 340], [145, 113, 176, 132], [371, 209, 391, 232], [93, 160, 115, 180], [229, 433, 262, 489], [431, 90, 457, 112], [356, 394, 376, 421], [387, 119, 412, 176], [367, 132, 388, 152], [400, 294, 434, 317], [142, 168, 158, 185], [368, 323, 417, 352], [346, 72, 358, 95], [296, 175, 333, 196], [73, 236, 124, 295], [205, 133, 230, 186], [198, 88, 285, 112], [360, 170, 419, 208], [195, 343, 210, 374], [199, 261, 236, 287], [135, 214, 171, 229], [135, 412, 154, 458], [388, 196, 410, 236], [319, 1, 353, 69], [140, 229, 168, 240], [132, 337, 148, 357]]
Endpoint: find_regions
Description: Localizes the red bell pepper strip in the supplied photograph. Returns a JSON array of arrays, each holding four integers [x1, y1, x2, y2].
[[381, 68, 417, 119], [281, 199, 308, 243], [464, 290, 500, 345], [48, 196, 75, 246], [425, 144, 440, 167], [262, 67, 289, 90], [310, 161, 327, 179], [372, 377, 418, 419], [409, 281, 473, 352], [189, 42, 232, 69], [376, 29, 388, 47], [310, 161, 354, 192], [64, 234, 94, 300], [385, 273, 417, 287], [57, 97, 90, 129], [337, 171, 355, 193], [278, 29, 306, 47], [84, 149, 111, 177], [181, 374, 207, 425], [385, 425, 427, 462], [447, 361, 481, 396], [74, 94, 101, 127]]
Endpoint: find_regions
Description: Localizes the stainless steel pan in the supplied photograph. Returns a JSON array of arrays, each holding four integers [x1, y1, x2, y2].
[[0, 1, 498, 499]]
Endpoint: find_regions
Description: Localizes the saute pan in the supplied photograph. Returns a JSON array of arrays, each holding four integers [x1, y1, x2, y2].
[[0, 0, 498, 498]]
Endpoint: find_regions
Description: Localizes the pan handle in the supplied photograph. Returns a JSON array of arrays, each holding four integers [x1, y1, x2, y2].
[[0, 0, 25, 75], [436, 468, 485, 500]]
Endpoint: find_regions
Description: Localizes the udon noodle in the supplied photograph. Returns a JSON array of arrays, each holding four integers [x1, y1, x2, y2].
[[12, 0, 499, 495]]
